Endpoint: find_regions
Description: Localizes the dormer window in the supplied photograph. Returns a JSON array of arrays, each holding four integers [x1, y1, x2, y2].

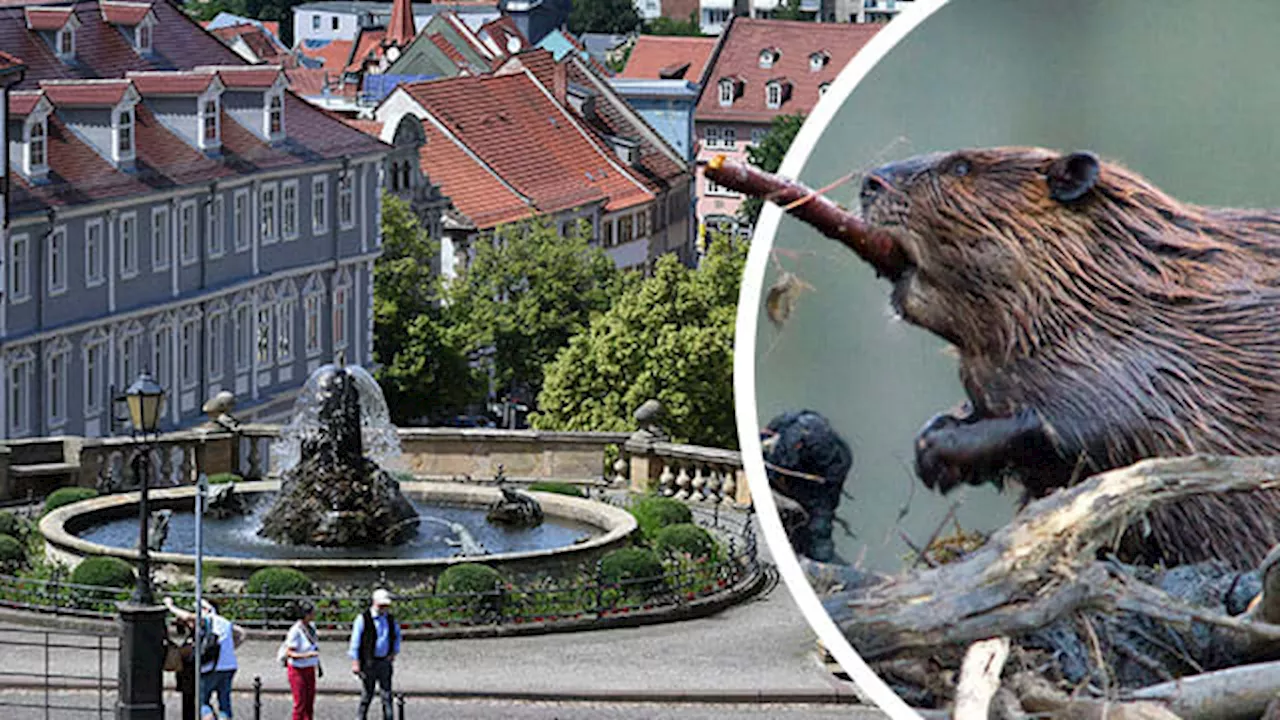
[[718, 78, 735, 106], [202, 98, 219, 145], [56, 26, 75, 58], [819, 82, 831, 97], [116, 107, 135, 160], [766, 81, 783, 109], [28, 121, 47, 175], [268, 92, 284, 138], [809, 51, 829, 71], [758, 49, 778, 69], [136, 23, 151, 52]]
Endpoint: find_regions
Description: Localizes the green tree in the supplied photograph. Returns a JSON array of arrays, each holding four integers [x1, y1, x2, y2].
[[443, 217, 633, 409], [531, 235, 745, 449], [373, 193, 483, 425], [185, 0, 300, 46], [738, 113, 806, 227], [569, 0, 641, 35], [643, 13, 705, 37], [771, 0, 813, 21]]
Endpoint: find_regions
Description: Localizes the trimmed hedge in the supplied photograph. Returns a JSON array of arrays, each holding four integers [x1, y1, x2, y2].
[[599, 547, 665, 598], [0, 534, 26, 570], [245, 567, 315, 598], [0, 512, 30, 541], [653, 523, 718, 561], [527, 481, 587, 498], [207, 473, 242, 485], [44, 487, 99, 516], [70, 556, 136, 588], [436, 563, 505, 595], [629, 496, 692, 540]]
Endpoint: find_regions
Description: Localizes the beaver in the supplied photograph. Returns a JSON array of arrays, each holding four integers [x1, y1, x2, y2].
[[854, 146, 1280, 570]]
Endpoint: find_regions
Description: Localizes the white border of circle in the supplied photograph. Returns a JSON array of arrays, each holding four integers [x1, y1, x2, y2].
[[732, 2, 948, 718]]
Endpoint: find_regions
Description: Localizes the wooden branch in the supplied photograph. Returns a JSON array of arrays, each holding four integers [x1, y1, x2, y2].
[[954, 637, 1010, 720], [1125, 660, 1280, 720], [702, 155, 909, 279], [828, 455, 1280, 660]]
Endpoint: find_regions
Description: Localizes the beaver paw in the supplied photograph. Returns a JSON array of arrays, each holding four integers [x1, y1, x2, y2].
[[914, 411, 976, 493]]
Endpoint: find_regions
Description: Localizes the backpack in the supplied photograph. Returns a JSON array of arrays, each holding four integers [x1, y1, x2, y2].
[[199, 617, 221, 668]]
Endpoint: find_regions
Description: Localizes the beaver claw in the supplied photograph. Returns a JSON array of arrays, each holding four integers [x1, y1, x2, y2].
[[914, 411, 983, 493], [914, 406, 1045, 494]]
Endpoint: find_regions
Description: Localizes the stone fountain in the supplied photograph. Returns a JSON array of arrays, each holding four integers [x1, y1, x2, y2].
[[257, 363, 420, 546]]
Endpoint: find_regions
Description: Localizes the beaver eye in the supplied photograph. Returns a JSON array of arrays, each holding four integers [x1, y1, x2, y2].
[[949, 159, 970, 177]]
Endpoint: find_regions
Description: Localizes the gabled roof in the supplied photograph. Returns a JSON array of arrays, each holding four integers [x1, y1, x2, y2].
[[40, 78, 135, 107], [9, 90, 49, 117], [100, 1, 154, 26], [695, 17, 880, 123], [620, 35, 715, 83], [300, 39, 354, 74], [395, 70, 654, 216], [212, 23, 285, 62], [126, 71, 221, 96], [477, 15, 526, 57], [197, 64, 286, 89], [25, 6, 77, 32], [429, 33, 472, 71], [347, 27, 387, 72]]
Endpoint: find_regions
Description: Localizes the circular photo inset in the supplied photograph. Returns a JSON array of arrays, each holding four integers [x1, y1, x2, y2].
[[733, 1, 1280, 717]]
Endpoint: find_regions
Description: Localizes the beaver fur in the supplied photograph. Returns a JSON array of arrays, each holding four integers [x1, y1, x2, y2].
[[857, 146, 1280, 570]]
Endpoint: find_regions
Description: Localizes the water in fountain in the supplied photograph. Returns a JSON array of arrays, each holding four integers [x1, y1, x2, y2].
[[270, 364, 402, 475], [257, 362, 420, 547]]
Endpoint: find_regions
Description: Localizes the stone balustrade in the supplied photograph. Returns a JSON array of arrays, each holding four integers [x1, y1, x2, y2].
[[622, 432, 750, 507]]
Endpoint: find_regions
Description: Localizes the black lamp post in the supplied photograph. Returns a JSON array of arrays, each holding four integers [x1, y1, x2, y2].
[[125, 371, 165, 605], [116, 371, 166, 720]]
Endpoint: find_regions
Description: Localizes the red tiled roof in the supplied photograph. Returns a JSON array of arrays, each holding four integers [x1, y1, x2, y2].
[[386, 0, 414, 47], [301, 39, 353, 74], [40, 79, 132, 106], [429, 34, 470, 71], [620, 35, 715, 82], [198, 65, 284, 89], [25, 7, 74, 31], [126, 71, 218, 96], [0, 49, 24, 73], [261, 20, 279, 38], [99, 1, 152, 26], [9, 90, 45, 116], [401, 72, 653, 214], [347, 28, 386, 73], [286, 67, 329, 96], [341, 117, 382, 136], [418, 120, 531, 228], [696, 18, 881, 122], [477, 16, 526, 57]]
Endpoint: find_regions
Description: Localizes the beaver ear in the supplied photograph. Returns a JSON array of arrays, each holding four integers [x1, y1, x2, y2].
[[1046, 151, 1100, 203]]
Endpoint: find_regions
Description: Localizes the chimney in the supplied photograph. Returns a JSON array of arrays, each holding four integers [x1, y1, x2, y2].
[[387, 0, 415, 46], [553, 60, 567, 104]]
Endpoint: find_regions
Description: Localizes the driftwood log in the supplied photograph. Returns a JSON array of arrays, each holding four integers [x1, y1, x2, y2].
[[814, 455, 1280, 717]]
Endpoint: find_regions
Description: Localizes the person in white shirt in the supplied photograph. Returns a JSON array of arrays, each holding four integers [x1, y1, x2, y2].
[[164, 597, 245, 720], [283, 600, 321, 720]]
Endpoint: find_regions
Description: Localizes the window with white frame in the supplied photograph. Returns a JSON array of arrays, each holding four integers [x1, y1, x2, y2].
[[118, 326, 142, 390], [704, 126, 721, 149], [208, 196, 224, 257], [759, 49, 776, 69], [135, 23, 151, 53], [56, 26, 75, 59], [312, 176, 328, 234], [85, 218, 104, 287], [207, 310, 225, 380], [83, 333, 107, 416], [152, 206, 170, 270], [48, 226, 66, 295], [119, 212, 138, 277], [233, 190, 249, 251], [277, 296, 295, 364], [637, 210, 648, 238], [809, 52, 828, 71], [180, 318, 199, 389], [7, 351, 32, 436], [10, 234, 29, 303], [618, 215, 633, 244], [304, 290, 322, 356], [27, 117, 47, 176], [311, 15, 320, 29], [233, 303, 252, 372], [282, 181, 298, 239], [180, 201, 197, 264], [201, 98, 219, 147], [260, 184, 278, 243], [268, 93, 284, 138], [152, 322, 172, 390], [116, 106, 135, 161], [332, 274, 349, 350], [47, 340, 70, 427], [338, 173, 354, 229], [766, 82, 783, 109], [705, 177, 740, 197], [256, 304, 273, 366], [717, 79, 734, 106], [722, 126, 736, 148]]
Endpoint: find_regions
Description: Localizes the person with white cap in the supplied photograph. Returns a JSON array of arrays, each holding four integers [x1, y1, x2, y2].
[[164, 596, 246, 720], [348, 588, 401, 720]]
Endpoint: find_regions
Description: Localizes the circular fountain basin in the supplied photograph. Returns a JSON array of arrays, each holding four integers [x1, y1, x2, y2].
[[41, 481, 638, 585]]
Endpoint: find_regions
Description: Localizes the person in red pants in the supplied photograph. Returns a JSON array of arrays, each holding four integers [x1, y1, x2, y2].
[[282, 600, 322, 720]]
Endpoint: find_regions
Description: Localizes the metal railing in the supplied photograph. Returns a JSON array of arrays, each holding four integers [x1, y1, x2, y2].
[[0, 626, 116, 718]]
